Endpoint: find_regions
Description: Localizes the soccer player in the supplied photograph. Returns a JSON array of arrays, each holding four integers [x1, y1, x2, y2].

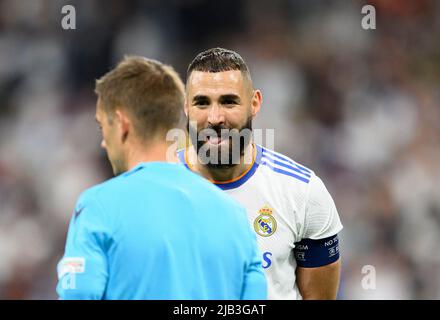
[[178, 48, 343, 300], [56, 56, 267, 300]]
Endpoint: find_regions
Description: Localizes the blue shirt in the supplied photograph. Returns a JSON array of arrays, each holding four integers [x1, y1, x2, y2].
[[56, 162, 267, 300]]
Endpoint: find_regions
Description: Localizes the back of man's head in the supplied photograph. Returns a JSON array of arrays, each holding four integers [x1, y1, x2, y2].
[[96, 56, 186, 141]]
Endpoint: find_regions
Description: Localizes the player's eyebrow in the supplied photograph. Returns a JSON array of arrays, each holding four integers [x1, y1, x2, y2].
[[219, 94, 241, 104]]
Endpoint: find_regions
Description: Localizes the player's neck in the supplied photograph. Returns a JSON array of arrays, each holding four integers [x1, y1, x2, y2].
[[189, 143, 255, 183], [126, 139, 177, 170]]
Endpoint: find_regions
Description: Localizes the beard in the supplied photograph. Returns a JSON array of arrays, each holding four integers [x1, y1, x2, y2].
[[188, 116, 253, 169]]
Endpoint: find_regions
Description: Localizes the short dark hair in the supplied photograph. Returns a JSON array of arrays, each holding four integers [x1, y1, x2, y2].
[[187, 47, 252, 83], [95, 56, 185, 140]]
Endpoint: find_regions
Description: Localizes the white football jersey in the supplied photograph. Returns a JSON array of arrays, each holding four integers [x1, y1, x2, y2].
[[178, 144, 343, 300]]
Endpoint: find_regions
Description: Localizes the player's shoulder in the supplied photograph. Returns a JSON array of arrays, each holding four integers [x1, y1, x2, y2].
[[257, 145, 315, 184], [77, 174, 123, 206], [76, 163, 152, 204]]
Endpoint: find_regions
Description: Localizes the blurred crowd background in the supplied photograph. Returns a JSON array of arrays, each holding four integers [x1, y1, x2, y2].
[[0, 0, 439, 299]]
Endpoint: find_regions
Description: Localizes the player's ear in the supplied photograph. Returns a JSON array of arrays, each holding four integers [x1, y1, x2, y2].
[[114, 109, 130, 143], [251, 89, 262, 119]]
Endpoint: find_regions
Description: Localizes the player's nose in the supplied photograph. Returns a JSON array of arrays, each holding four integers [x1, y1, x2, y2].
[[101, 139, 106, 149], [207, 104, 225, 126]]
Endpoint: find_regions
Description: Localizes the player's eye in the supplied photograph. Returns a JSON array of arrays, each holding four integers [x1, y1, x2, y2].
[[221, 100, 239, 108], [223, 100, 237, 105], [219, 95, 240, 106], [194, 101, 210, 108]]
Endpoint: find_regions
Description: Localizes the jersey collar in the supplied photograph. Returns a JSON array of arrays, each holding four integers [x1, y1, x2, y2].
[[177, 144, 262, 190]]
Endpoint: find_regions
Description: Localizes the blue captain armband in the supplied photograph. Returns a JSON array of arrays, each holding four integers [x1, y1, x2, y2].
[[294, 234, 340, 268]]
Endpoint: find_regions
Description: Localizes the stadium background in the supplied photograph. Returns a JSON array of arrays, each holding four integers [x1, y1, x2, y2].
[[0, 0, 439, 299]]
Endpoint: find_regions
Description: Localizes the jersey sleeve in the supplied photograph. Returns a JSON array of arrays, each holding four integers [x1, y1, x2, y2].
[[56, 191, 110, 300], [294, 175, 343, 268], [240, 208, 268, 300]]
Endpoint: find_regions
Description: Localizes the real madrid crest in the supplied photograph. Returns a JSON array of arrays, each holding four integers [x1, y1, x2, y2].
[[254, 205, 277, 237]]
